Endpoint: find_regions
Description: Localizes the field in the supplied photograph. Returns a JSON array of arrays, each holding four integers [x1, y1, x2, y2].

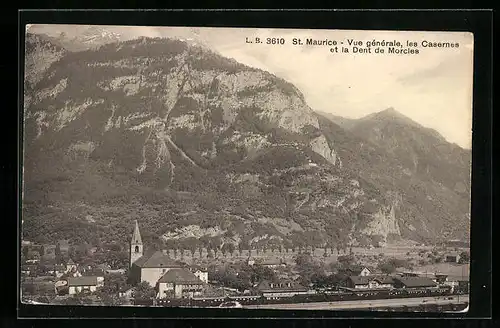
[[413, 263, 470, 278]]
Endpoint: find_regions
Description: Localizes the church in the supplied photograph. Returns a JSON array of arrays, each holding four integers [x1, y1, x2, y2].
[[128, 221, 206, 298]]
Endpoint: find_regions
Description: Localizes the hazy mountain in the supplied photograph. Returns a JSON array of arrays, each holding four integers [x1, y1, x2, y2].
[[316, 111, 357, 130], [316, 108, 471, 242], [26, 25, 122, 52], [322, 108, 471, 195], [22, 33, 471, 251]]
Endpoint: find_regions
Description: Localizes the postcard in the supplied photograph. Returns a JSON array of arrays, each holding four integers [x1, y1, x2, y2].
[[21, 24, 473, 312]]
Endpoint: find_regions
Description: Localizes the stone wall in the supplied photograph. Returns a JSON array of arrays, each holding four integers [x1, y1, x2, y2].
[[162, 247, 347, 261]]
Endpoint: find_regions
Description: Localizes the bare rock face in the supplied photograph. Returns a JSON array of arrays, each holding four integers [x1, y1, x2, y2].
[[309, 135, 341, 167], [24, 33, 67, 109], [361, 205, 401, 241], [24, 36, 339, 180]]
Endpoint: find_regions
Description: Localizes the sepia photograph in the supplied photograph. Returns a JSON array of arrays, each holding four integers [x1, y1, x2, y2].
[[21, 24, 473, 312]]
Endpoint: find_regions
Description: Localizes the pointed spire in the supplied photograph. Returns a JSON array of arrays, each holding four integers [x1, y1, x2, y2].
[[132, 220, 142, 245]]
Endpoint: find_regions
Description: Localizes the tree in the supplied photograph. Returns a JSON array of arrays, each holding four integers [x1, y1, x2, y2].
[[213, 238, 222, 257], [102, 272, 131, 295], [249, 265, 277, 284], [132, 282, 156, 301], [27, 250, 40, 261], [459, 251, 470, 263], [221, 244, 230, 257], [55, 243, 62, 263], [95, 273, 129, 306], [377, 258, 409, 274], [227, 243, 235, 257], [22, 282, 37, 295], [294, 253, 325, 286], [378, 261, 397, 274]]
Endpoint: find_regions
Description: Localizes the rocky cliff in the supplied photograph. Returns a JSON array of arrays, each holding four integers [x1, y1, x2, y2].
[[22, 31, 471, 250]]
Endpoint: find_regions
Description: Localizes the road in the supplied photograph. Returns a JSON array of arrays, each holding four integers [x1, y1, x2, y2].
[[243, 295, 469, 310]]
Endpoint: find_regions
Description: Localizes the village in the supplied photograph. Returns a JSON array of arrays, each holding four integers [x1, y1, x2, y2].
[[20, 221, 470, 307]]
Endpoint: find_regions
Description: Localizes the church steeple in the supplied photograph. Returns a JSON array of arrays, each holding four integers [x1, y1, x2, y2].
[[132, 220, 142, 244], [130, 220, 143, 267]]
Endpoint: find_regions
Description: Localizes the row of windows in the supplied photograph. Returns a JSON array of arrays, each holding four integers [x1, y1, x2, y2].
[[269, 283, 292, 288]]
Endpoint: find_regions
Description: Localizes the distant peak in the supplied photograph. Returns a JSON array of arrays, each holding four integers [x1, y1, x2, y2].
[[377, 107, 408, 119], [381, 107, 398, 115], [364, 107, 416, 124]]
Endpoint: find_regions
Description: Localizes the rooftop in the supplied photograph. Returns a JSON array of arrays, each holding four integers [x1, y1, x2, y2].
[[350, 266, 371, 275], [349, 275, 395, 285], [67, 276, 98, 287], [190, 264, 208, 271], [82, 269, 105, 277], [446, 275, 470, 282], [133, 251, 183, 268], [393, 277, 437, 288], [445, 252, 461, 257], [131, 220, 142, 244], [257, 280, 308, 292], [157, 268, 204, 284]]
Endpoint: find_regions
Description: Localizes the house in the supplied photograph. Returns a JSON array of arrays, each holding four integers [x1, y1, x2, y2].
[[392, 277, 437, 289], [65, 265, 83, 278], [67, 276, 99, 295], [189, 266, 209, 284], [47, 264, 66, 278], [106, 268, 127, 275], [57, 240, 70, 254], [456, 279, 470, 293], [259, 258, 286, 269], [444, 253, 461, 263], [434, 274, 449, 284], [82, 268, 105, 287], [42, 244, 57, 259], [445, 275, 469, 292], [156, 268, 205, 299], [396, 271, 421, 278], [256, 280, 311, 297], [119, 287, 134, 298], [129, 221, 184, 287], [66, 259, 77, 273], [351, 267, 372, 277], [21, 264, 38, 276], [97, 263, 112, 271], [23, 244, 44, 259], [25, 259, 40, 264], [344, 276, 395, 290], [54, 280, 68, 295]]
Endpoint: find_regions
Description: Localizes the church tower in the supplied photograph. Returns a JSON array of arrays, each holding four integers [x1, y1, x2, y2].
[[130, 220, 143, 267]]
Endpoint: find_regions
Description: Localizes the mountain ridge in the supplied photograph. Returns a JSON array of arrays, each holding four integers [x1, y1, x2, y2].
[[22, 31, 471, 251]]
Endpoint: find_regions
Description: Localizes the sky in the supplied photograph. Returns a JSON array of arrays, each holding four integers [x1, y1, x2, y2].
[[28, 25, 474, 149]]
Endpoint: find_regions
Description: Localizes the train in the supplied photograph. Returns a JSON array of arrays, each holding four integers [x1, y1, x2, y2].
[[143, 285, 457, 307]]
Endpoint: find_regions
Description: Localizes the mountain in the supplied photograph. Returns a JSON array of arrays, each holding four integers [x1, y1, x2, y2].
[[316, 108, 471, 242], [26, 25, 122, 52], [316, 111, 357, 130], [22, 32, 471, 251], [335, 107, 471, 194]]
